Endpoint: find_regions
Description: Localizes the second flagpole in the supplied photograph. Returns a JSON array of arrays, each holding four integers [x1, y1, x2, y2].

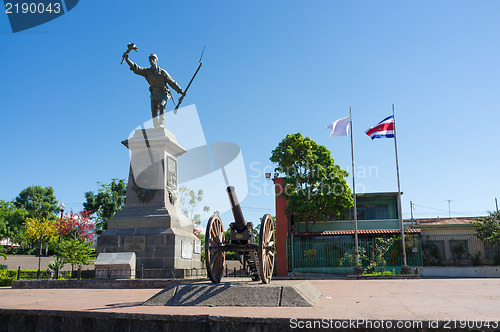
[[350, 107, 362, 274]]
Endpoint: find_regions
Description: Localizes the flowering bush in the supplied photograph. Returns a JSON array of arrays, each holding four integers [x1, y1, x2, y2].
[[56, 210, 96, 242], [55, 210, 96, 271]]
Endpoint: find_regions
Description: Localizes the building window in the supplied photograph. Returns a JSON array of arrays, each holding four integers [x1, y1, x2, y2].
[[357, 204, 390, 220]]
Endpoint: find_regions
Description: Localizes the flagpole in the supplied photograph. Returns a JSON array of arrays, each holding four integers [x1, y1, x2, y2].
[[349, 107, 361, 273], [392, 104, 409, 271]]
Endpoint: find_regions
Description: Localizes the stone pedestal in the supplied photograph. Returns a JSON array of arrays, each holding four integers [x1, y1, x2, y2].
[[97, 128, 202, 275]]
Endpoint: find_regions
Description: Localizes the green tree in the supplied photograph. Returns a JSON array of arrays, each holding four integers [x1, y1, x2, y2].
[[179, 187, 210, 226], [23, 217, 59, 272], [340, 246, 366, 267], [83, 179, 127, 233], [14, 186, 58, 220], [0, 246, 6, 261], [0, 200, 28, 243], [179, 187, 211, 263], [179, 186, 210, 240], [198, 233, 206, 263], [471, 211, 500, 245], [270, 133, 353, 230], [366, 237, 397, 272], [54, 210, 97, 273], [56, 238, 94, 271]]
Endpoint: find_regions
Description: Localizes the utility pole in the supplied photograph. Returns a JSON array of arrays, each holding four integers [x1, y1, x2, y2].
[[496, 198, 499, 213], [410, 201, 414, 228], [446, 200, 453, 218]]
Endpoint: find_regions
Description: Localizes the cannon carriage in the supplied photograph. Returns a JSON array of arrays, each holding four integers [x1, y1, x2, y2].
[[205, 186, 276, 284]]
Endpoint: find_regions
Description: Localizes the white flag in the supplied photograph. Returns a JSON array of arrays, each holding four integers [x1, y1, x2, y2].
[[326, 116, 351, 137]]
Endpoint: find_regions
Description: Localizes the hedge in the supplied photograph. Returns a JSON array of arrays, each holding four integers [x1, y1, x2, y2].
[[0, 269, 51, 287]]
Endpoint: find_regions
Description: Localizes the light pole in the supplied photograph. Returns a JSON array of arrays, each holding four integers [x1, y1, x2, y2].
[[56, 203, 65, 279]]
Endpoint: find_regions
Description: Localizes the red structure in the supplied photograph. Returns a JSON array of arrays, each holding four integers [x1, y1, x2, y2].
[[272, 177, 288, 277]]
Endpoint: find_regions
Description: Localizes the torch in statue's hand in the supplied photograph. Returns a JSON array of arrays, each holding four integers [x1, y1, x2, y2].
[[121, 43, 138, 64]]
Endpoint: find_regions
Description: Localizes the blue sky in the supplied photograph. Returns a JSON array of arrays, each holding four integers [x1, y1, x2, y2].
[[1, 0, 499, 229]]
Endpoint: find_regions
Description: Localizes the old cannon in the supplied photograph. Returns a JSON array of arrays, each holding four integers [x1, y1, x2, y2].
[[205, 186, 276, 284]]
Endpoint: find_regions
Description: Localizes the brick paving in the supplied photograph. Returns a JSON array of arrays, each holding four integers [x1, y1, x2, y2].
[[1, 278, 499, 322]]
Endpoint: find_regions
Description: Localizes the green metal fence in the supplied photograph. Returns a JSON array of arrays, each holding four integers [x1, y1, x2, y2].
[[421, 233, 498, 266], [287, 235, 423, 274]]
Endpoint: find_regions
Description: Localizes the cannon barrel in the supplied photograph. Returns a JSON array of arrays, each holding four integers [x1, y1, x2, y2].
[[226, 186, 247, 231]]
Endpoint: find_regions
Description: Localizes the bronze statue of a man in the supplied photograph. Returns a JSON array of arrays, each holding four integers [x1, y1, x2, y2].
[[123, 52, 185, 128]]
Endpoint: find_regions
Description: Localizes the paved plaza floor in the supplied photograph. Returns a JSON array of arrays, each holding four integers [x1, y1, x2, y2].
[[1, 278, 499, 323]]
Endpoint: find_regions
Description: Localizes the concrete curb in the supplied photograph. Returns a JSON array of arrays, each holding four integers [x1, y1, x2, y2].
[[0, 309, 209, 332], [11, 278, 207, 289], [346, 275, 420, 280], [1, 308, 499, 331]]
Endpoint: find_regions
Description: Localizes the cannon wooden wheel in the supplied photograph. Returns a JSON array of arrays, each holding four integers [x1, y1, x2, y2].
[[205, 215, 226, 283], [258, 214, 275, 284]]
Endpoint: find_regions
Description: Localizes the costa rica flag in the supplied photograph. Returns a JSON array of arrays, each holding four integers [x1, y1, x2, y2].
[[365, 115, 394, 139]]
